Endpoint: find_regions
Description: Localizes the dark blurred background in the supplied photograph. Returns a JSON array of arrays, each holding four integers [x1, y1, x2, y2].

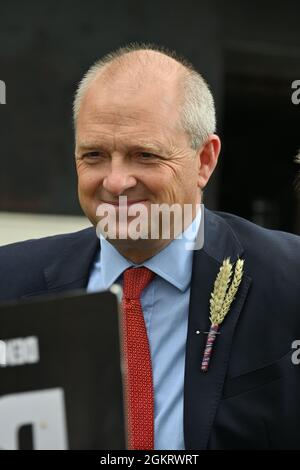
[[0, 0, 299, 233]]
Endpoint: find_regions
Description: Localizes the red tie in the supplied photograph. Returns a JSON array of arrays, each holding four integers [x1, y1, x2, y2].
[[121, 267, 155, 450]]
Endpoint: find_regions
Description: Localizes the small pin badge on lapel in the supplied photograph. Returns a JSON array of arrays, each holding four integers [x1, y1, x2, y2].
[[201, 257, 245, 372]]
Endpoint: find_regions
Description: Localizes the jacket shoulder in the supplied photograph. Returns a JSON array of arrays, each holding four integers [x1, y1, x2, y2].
[[0, 227, 95, 301], [0, 227, 94, 263], [215, 210, 300, 262]]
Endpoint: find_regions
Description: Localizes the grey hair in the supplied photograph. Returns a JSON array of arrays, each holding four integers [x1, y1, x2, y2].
[[73, 43, 216, 150], [181, 71, 216, 149]]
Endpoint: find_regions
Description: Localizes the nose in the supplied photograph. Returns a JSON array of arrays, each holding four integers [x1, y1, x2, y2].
[[102, 157, 137, 196]]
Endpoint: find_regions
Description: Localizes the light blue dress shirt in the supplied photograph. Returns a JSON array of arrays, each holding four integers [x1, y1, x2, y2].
[[87, 211, 201, 450]]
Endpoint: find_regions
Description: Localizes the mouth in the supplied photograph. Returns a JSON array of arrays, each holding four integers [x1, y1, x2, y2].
[[101, 199, 148, 207]]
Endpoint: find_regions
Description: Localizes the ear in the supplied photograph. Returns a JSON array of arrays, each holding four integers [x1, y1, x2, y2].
[[197, 134, 221, 189]]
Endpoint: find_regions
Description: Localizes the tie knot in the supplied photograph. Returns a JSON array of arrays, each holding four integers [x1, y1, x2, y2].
[[123, 267, 155, 300]]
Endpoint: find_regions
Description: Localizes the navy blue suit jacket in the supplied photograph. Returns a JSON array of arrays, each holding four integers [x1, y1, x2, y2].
[[1, 209, 300, 449]]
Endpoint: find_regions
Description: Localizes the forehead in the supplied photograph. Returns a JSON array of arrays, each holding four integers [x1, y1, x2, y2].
[[76, 69, 185, 139], [76, 111, 181, 155]]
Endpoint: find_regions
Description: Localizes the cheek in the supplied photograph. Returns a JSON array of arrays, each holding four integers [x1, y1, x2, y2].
[[148, 163, 181, 190], [167, 161, 199, 202], [140, 170, 182, 204], [159, 162, 191, 191], [139, 171, 169, 195], [78, 170, 102, 196]]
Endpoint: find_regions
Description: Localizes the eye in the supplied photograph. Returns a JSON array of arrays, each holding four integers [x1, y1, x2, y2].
[[83, 151, 101, 158], [139, 152, 158, 159], [80, 151, 106, 163]]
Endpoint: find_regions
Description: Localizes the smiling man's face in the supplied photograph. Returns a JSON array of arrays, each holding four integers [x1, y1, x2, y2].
[[75, 53, 211, 261]]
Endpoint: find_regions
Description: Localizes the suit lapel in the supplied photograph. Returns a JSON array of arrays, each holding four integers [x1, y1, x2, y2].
[[184, 209, 252, 449], [44, 227, 99, 294]]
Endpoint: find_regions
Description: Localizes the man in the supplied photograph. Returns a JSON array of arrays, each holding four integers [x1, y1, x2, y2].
[[1, 45, 300, 450]]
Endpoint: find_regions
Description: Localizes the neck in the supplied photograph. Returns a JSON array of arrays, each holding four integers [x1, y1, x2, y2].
[[108, 237, 174, 264], [108, 203, 202, 263], [99, 198, 202, 263]]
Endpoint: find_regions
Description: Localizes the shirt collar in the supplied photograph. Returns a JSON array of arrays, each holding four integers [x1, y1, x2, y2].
[[98, 207, 202, 292]]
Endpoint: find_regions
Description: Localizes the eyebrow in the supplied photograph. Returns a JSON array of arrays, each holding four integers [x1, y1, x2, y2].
[[130, 142, 166, 154], [77, 140, 167, 155], [77, 141, 104, 150]]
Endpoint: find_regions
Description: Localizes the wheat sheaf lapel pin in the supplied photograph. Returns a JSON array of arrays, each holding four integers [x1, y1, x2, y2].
[[201, 257, 245, 372]]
